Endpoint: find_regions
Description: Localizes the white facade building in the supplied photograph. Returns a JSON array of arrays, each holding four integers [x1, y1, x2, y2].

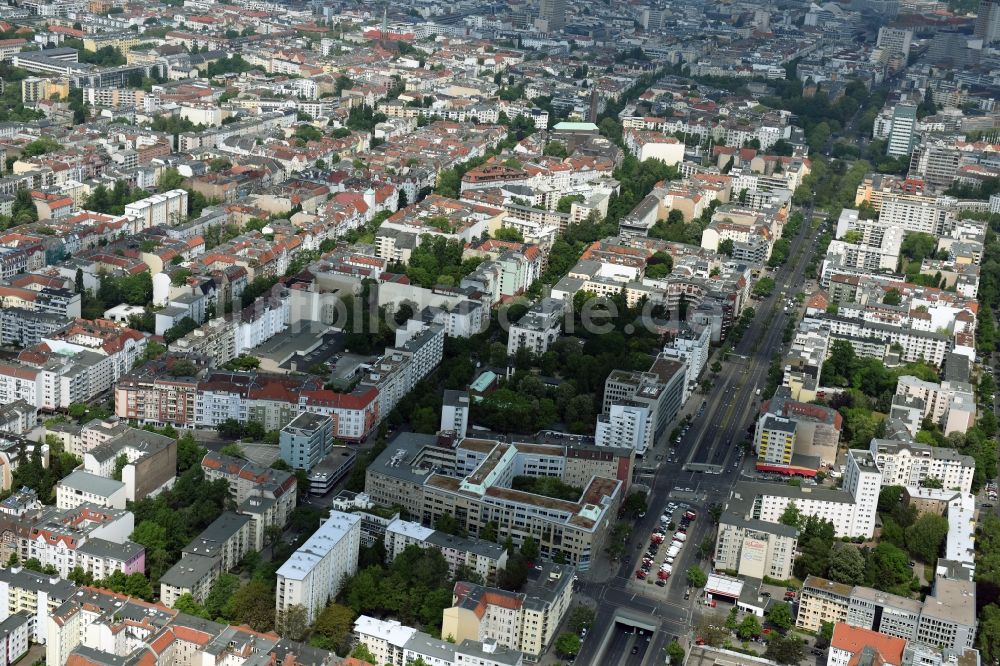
[[275, 510, 361, 625], [870, 438, 975, 493], [123, 189, 188, 230], [55, 471, 127, 510], [594, 402, 651, 455]]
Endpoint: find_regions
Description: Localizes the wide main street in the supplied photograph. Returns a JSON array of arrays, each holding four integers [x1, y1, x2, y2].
[[572, 210, 823, 665]]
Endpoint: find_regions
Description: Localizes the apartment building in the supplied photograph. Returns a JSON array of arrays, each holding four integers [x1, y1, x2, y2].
[[895, 375, 976, 436], [15, 504, 142, 580], [385, 517, 509, 583], [878, 194, 953, 236], [812, 314, 950, 367], [0, 308, 68, 348], [55, 471, 126, 510], [0, 567, 76, 644], [660, 324, 711, 401], [753, 415, 796, 468], [123, 189, 188, 229], [360, 320, 445, 423], [114, 364, 200, 428], [354, 615, 417, 666], [713, 511, 798, 580], [442, 562, 573, 661], [46, 585, 330, 666], [731, 450, 881, 539], [869, 438, 975, 493], [275, 511, 362, 625], [201, 451, 297, 531], [159, 512, 252, 607], [506, 298, 565, 357], [81, 427, 176, 502], [782, 319, 830, 403], [170, 296, 289, 367], [366, 434, 622, 571], [828, 624, 906, 666], [441, 390, 471, 439], [0, 612, 30, 666], [356, 615, 526, 666]]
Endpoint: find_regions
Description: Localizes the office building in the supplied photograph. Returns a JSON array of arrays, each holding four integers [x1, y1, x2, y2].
[[538, 0, 567, 30], [279, 412, 333, 472], [976, 0, 1000, 43], [275, 511, 362, 625], [877, 27, 913, 60], [798, 571, 976, 651], [306, 447, 357, 496], [365, 434, 622, 571], [887, 105, 918, 158]]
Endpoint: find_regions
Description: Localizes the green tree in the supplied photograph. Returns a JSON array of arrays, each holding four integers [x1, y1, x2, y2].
[[555, 632, 581, 657], [520, 536, 540, 561], [223, 580, 275, 632], [904, 513, 948, 563], [864, 542, 914, 595], [276, 604, 309, 640], [766, 602, 794, 632], [666, 640, 685, 665], [621, 490, 648, 517], [827, 543, 866, 585], [738, 615, 762, 639], [979, 604, 1000, 665], [686, 566, 707, 587], [817, 621, 835, 649], [351, 643, 377, 662], [752, 277, 776, 297], [765, 635, 805, 664], [568, 605, 595, 633], [204, 573, 240, 619], [310, 603, 355, 652], [544, 141, 569, 158], [779, 501, 802, 528]]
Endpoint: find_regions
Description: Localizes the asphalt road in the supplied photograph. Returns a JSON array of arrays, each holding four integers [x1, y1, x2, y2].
[[574, 209, 824, 665], [687, 208, 823, 470]]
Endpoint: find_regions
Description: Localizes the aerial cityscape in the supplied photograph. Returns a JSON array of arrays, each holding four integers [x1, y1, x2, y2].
[[0, 0, 997, 664]]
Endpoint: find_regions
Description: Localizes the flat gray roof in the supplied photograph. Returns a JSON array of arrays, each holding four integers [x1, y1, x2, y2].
[[58, 470, 125, 498], [160, 553, 218, 589]]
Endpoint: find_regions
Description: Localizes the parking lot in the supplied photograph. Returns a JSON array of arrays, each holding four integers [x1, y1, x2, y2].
[[634, 502, 697, 594]]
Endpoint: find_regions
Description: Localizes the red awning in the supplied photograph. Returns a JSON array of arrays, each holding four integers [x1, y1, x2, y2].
[[755, 463, 817, 477]]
